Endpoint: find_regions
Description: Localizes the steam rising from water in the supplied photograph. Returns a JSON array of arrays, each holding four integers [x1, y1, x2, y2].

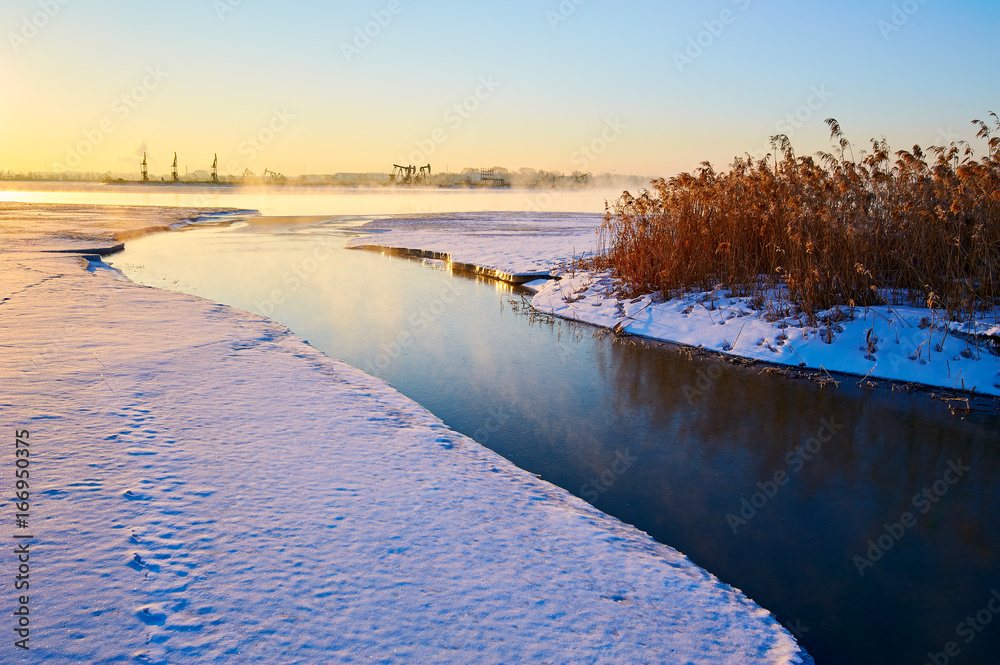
[[0, 182, 627, 216]]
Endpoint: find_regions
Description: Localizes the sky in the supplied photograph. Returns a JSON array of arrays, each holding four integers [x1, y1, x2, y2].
[[1, 0, 998, 178]]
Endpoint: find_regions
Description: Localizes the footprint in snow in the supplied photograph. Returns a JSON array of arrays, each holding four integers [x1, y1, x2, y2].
[[128, 552, 161, 573], [127, 552, 145, 571], [135, 605, 168, 627]]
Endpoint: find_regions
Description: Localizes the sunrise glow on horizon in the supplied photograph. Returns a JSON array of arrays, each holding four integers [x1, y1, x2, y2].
[[2, 0, 998, 179]]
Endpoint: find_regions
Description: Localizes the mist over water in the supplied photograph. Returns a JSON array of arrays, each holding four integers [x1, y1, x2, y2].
[[0, 182, 627, 216]]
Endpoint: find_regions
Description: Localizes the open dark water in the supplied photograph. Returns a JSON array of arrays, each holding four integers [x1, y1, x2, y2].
[[110, 215, 1000, 665]]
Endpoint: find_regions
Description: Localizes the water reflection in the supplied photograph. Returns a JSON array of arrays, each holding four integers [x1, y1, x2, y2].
[[581, 344, 999, 664], [110, 216, 1000, 665]]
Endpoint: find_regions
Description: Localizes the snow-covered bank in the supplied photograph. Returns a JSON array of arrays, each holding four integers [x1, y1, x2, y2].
[[530, 274, 1000, 399], [1, 206, 811, 663], [353, 212, 1000, 399]]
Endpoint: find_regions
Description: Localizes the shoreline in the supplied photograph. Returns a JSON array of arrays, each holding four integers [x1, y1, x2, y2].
[[520, 285, 1000, 412], [527, 273, 1000, 405], [1, 204, 812, 662]]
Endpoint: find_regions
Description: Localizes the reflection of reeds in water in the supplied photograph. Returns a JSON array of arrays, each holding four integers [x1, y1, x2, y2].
[[598, 115, 1000, 325]]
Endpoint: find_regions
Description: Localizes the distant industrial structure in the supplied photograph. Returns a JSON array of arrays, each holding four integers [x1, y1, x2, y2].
[[127, 154, 508, 187], [386, 164, 506, 187], [390, 164, 431, 185], [135, 152, 234, 184], [478, 168, 507, 187], [262, 168, 286, 183]]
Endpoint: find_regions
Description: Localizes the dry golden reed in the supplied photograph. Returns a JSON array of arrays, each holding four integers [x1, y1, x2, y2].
[[598, 115, 1000, 324]]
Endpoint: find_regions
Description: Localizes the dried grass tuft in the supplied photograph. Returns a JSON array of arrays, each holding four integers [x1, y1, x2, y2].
[[598, 114, 1000, 325]]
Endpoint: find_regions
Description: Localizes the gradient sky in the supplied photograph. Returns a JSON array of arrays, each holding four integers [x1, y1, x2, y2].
[[1, 0, 997, 178]]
